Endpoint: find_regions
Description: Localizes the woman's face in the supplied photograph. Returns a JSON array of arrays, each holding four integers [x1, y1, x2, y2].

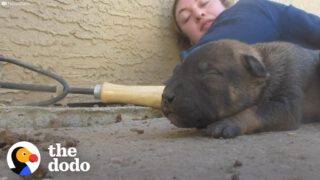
[[175, 0, 226, 45]]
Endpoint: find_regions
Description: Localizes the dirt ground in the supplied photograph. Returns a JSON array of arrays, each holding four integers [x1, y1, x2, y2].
[[0, 117, 320, 180]]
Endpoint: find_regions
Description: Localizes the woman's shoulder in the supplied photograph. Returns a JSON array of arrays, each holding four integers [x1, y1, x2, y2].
[[220, 0, 287, 20], [232, 0, 285, 9]]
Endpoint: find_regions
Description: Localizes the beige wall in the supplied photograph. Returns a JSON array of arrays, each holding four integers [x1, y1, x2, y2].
[[272, 0, 320, 15], [0, 0, 319, 105], [0, 0, 179, 105]]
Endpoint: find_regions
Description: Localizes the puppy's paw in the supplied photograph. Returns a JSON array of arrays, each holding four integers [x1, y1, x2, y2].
[[205, 120, 241, 138]]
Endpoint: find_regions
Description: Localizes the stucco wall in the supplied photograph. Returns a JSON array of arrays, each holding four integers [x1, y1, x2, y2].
[[0, 0, 179, 105], [271, 0, 320, 14], [0, 0, 319, 105]]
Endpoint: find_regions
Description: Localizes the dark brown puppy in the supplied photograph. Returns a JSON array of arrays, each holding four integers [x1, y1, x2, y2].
[[162, 40, 320, 138]]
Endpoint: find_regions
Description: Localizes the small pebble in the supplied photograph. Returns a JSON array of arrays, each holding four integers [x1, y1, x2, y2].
[[111, 157, 124, 164], [130, 128, 144, 134], [115, 114, 122, 123], [233, 160, 243, 168]]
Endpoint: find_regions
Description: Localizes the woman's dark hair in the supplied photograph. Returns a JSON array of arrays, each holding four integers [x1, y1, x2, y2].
[[172, 0, 234, 50]]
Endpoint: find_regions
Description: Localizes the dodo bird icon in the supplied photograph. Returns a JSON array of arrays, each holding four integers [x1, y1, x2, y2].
[[11, 147, 38, 176], [7, 142, 41, 176]]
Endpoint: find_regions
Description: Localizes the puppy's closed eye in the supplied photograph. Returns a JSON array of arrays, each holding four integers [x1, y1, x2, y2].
[[201, 69, 223, 79], [198, 62, 223, 78]]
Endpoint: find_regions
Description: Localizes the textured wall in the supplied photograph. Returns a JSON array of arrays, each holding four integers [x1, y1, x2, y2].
[[0, 0, 179, 105], [0, 0, 319, 105], [271, 0, 320, 15]]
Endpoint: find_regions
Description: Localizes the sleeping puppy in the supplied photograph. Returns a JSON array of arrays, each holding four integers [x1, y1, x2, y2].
[[161, 40, 320, 138]]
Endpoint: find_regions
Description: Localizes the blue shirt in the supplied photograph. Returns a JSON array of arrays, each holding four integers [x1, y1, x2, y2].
[[181, 0, 320, 61]]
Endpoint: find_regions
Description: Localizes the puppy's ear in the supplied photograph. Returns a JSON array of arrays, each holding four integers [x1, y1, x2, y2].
[[242, 55, 268, 78]]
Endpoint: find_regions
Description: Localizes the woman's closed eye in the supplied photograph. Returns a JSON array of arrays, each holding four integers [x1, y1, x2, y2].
[[183, 16, 191, 23], [180, 11, 191, 24]]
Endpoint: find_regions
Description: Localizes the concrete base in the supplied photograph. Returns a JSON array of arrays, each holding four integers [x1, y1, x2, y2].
[[0, 106, 319, 180], [0, 106, 162, 129]]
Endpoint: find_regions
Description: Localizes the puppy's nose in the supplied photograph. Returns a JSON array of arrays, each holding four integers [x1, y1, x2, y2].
[[162, 90, 175, 104]]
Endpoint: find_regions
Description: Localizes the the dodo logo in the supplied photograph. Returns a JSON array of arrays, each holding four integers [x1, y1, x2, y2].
[[7, 141, 41, 176]]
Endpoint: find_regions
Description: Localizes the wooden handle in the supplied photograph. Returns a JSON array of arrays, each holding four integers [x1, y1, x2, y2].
[[99, 82, 164, 109]]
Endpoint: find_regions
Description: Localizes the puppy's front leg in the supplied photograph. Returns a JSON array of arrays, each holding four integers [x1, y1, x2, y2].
[[205, 99, 303, 138], [205, 106, 261, 138]]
